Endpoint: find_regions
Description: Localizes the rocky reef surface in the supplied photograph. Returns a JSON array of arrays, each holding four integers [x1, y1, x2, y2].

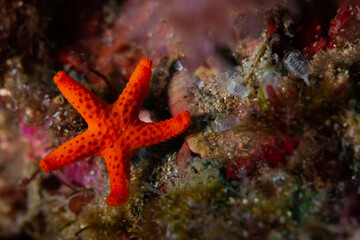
[[1, 0, 360, 239]]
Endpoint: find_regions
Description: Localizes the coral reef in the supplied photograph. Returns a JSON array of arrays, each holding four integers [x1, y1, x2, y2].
[[1, 0, 360, 239]]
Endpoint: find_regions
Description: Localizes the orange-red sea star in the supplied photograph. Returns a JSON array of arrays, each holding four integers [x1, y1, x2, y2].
[[39, 58, 191, 206]]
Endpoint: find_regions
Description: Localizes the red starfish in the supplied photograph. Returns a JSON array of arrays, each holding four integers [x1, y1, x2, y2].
[[39, 59, 191, 206]]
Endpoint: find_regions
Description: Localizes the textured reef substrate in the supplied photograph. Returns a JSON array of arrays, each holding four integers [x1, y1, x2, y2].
[[1, 1, 360, 239]]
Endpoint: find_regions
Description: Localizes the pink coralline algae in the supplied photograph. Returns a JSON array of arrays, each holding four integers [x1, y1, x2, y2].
[[328, 5, 360, 48], [226, 136, 299, 181], [19, 121, 49, 162]]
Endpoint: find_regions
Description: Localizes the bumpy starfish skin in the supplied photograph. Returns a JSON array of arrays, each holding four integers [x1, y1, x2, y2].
[[39, 58, 191, 206]]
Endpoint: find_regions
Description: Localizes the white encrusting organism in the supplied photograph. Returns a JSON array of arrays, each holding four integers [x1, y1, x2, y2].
[[214, 115, 240, 132], [260, 70, 281, 98], [284, 51, 310, 86], [261, 70, 281, 89], [227, 77, 250, 98], [173, 60, 183, 71]]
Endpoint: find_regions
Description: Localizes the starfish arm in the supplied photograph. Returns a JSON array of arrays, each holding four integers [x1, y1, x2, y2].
[[129, 110, 191, 150], [112, 59, 152, 124], [54, 71, 111, 125], [102, 143, 131, 206], [39, 130, 103, 172]]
